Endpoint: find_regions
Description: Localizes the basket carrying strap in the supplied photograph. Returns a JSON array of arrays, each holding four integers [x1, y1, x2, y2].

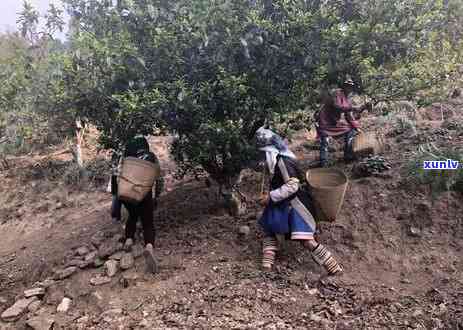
[[277, 159, 317, 230], [118, 175, 153, 189]]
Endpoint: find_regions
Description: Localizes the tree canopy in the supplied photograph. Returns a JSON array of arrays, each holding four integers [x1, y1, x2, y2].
[[1, 0, 462, 183]]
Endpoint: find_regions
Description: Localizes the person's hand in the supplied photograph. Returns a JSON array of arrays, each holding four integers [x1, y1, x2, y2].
[[258, 193, 269, 206]]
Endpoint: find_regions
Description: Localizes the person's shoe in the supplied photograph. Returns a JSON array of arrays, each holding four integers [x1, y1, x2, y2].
[[262, 251, 276, 271], [143, 243, 158, 274], [311, 243, 343, 276], [123, 238, 134, 252]]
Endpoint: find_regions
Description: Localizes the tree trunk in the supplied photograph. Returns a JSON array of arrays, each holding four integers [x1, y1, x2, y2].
[[74, 117, 85, 169], [220, 172, 246, 216]]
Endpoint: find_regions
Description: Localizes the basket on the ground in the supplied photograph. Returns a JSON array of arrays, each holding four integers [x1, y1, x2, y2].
[[352, 131, 384, 157], [117, 157, 160, 203], [306, 168, 348, 222]]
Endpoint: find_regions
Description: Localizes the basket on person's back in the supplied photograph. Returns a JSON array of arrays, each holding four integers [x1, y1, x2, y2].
[[306, 168, 348, 222], [117, 157, 161, 204]]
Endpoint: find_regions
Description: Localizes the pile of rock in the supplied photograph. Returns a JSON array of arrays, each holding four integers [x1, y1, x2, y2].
[[1, 232, 145, 325]]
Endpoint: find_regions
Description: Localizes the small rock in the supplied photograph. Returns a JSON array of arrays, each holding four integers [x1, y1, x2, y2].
[[77, 315, 89, 324], [331, 301, 343, 316], [78, 260, 94, 269], [90, 276, 112, 286], [105, 260, 119, 277], [238, 225, 250, 237], [54, 267, 78, 280], [120, 253, 134, 270], [67, 258, 84, 268], [307, 288, 319, 295], [93, 257, 105, 268], [27, 300, 42, 313], [101, 308, 123, 317], [408, 226, 421, 237], [309, 314, 330, 328], [1, 297, 37, 322], [26, 316, 55, 330], [45, 285, 65, 305], [85, 251, 98, 262], [132, 245, 144, 259], [57, 297, 72, 313], [24, 288, 45, 298], [120, 270, 139, 287], [38, 279, 56, 289], [76, 246, 90, 256], [91, 233, 105, 248], [412, 309, 424, 317], [109, 252, 123, 261], [0, 296, 7, 305], [98, 241, 119, 259], [437, 303, 447, 315], [139, 318, 149, 327], [112, 233, 124, 243], [309, 313, 323, 322]]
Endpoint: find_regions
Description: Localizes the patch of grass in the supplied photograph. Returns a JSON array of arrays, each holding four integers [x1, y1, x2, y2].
[[395, 116, 417, 136]]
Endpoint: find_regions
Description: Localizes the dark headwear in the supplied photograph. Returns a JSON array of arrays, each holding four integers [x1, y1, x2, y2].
[[126, 136, 149, 156]]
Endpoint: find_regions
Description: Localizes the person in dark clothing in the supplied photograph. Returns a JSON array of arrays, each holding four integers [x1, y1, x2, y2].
[[119, 136, 163, 274], [255, 127, 342, 275]]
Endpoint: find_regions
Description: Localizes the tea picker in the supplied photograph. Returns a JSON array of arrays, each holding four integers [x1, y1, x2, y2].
[[315, 78, 372, 167], [115, 136, 163, 274], [255, 127, 343, 275]]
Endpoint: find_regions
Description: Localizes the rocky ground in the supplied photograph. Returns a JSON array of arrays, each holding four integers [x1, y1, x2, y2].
[[0, 104, 463, 329]]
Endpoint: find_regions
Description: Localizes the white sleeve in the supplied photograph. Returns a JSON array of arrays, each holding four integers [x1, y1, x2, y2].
[[269, 178, 300, 202]]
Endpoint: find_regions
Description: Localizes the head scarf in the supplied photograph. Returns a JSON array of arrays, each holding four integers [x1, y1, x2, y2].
[[255, 127, 296, 175]]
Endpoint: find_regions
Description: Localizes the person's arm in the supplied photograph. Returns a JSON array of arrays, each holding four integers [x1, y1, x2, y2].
[[269, 158, 301, 203], [332, 91, 353, 113], [269, 177, 300, 202], [345, 111, 361, 129]]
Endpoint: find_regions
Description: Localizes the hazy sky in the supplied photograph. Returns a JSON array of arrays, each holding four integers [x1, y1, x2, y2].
[[0, 0, 68, 36]]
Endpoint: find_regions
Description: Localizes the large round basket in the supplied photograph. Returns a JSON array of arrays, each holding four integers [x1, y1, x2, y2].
[[306, 168, 348, 222], [117, 157, 160, 204], [352, 131, 385, 157]]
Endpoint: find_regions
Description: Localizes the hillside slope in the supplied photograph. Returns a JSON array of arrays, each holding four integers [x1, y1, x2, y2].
[[0, 108, 462, 329]]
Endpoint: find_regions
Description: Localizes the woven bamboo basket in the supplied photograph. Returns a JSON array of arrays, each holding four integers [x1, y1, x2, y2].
[[306, 168, 348, 222], [352, 131, 385, 157], [117, 157, 160, 204], [305, 126, 318, 141]]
